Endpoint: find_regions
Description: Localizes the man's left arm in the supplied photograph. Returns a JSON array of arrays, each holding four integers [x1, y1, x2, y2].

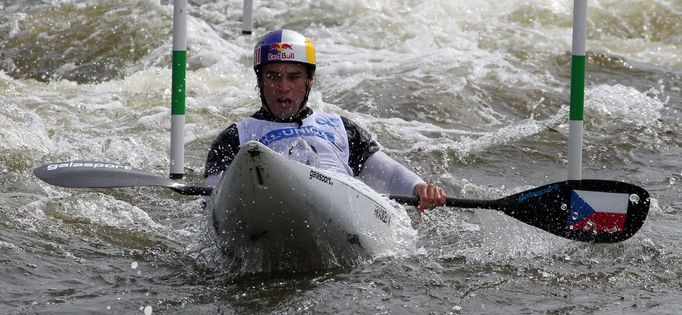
[[342, 116, 445, 212]]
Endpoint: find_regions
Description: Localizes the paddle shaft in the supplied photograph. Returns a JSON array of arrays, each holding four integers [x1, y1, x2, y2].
[[389, 195, 504, 210]]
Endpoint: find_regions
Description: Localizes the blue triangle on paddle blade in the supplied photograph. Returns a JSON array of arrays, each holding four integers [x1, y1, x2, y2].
[[567, 190, 596, 226]]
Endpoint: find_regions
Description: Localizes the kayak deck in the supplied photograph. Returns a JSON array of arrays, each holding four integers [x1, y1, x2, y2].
[[207, 141, 415, 274]]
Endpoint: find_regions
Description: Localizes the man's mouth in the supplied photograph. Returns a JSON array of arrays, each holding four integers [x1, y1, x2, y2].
[[276, 97, 293, 105]]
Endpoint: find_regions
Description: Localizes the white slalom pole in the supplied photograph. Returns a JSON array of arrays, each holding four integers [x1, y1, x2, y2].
[[242, 0, 254, 35], [170, 0, 187, 179], [568, 0, 587, 181]]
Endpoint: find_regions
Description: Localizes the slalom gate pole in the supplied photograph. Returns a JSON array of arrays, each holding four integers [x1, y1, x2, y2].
[[170, 0, 187, 179], [568, 0, 587, 181]]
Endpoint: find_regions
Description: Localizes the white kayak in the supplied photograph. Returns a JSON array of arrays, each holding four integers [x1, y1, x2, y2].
[[206, 140, 416, 274]]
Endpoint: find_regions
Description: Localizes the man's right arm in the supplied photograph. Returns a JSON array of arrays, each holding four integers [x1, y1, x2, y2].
[[204, 124, 240, 187]]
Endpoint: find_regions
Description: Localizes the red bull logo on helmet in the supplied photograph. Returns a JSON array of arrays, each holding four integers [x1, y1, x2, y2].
[[270, 43, 292, 52], [268, 42, 295, 62]]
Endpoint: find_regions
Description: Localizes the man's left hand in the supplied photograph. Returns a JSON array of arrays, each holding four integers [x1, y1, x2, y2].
[[412, 183, 447, 214]]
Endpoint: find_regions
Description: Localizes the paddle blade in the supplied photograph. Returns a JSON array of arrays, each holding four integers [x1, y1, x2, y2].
[[33, 161, 175, 188], [498, 180, 650, 243], [34, 161, 213, 196]]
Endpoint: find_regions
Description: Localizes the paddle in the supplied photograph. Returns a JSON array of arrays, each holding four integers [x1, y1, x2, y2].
[[390, 179, 650, 243], [34, 161, 650, 243]]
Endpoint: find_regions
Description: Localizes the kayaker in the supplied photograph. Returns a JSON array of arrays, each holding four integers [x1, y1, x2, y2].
[[204, 29, 446, 213]]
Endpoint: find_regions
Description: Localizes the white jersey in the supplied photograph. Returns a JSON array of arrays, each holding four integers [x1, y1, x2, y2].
[[205, 108, 425, 196], [236, 112, 353, 176]]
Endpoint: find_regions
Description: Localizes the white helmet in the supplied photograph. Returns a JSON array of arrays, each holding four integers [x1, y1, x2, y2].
[[253, 29, 316, 74]]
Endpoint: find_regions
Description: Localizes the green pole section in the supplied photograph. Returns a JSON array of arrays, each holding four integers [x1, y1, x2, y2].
[[171, 50, 186, 115], [568, 0, 587, 181], [569, 55, 585, 121]]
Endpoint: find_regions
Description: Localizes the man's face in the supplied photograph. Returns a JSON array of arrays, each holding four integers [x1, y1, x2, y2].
[[260, 63, 313, 119]]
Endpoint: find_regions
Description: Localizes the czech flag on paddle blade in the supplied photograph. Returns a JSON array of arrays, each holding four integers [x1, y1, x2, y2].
[[567, 190, 629, 232]]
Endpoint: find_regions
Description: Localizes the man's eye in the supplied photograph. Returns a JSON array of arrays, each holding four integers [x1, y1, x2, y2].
[[265, 73, 304, 81]]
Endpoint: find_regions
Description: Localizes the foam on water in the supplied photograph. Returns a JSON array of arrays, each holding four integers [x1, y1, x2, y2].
[[0, 104, 53, 156], [11, 192, 164, 240], [586, 83, 666, 128]]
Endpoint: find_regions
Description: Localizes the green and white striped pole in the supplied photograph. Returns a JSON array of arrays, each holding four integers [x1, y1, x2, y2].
[[568, 0, 587, 181], [170, 0, 187, 179]]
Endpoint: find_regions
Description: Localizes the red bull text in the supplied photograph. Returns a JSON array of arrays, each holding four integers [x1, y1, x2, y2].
[[268, 42, 295, 61]]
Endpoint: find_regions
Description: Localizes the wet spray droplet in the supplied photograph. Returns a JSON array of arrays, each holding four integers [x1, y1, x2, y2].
[[561, 203, 568, 211], [629, 194, 640, 204], [583, 221, 595, 232], [570, 211, 579, 220]]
